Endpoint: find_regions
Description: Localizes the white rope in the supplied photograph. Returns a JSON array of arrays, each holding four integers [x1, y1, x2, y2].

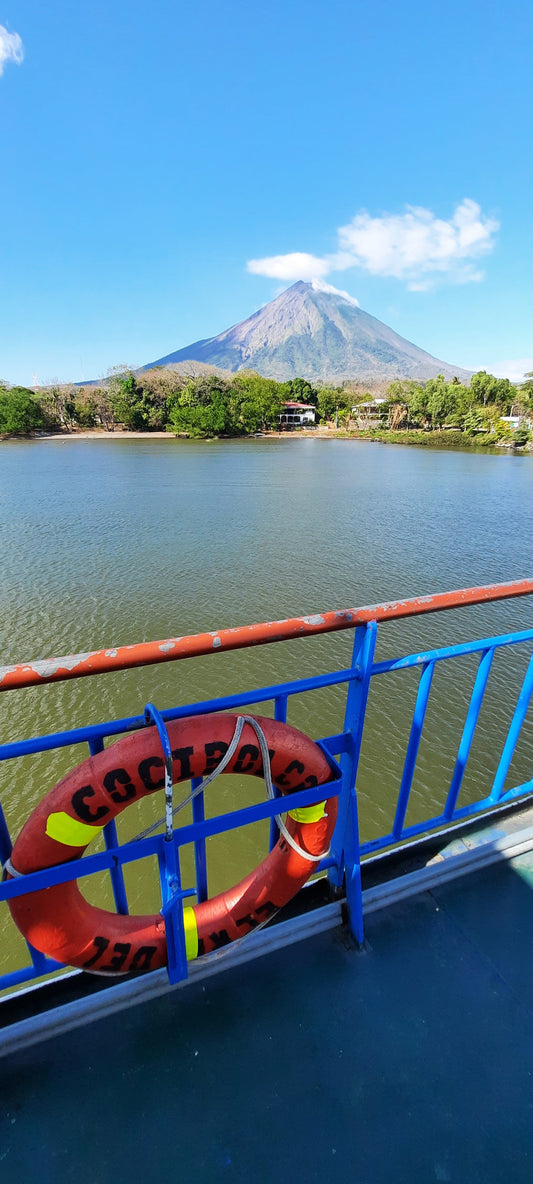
[[240, 715, 325, 863], [133, 715, 327, 861], [2, 856, 23, 878]]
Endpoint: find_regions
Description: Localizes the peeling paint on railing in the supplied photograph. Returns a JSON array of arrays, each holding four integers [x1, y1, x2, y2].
[[1, 580, 532, 693]]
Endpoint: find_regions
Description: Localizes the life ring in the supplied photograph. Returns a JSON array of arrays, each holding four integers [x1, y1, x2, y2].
[[7, 714, 337, 975]]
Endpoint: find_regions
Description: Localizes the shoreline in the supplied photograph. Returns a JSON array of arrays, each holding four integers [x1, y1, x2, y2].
[[4, 427, 531, 453]]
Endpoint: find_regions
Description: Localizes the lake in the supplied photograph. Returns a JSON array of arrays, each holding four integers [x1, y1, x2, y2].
[[1, 436, 532, 972]]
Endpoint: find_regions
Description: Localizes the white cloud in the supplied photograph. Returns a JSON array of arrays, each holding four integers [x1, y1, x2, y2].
[[0, 25, 24, 76], [310, 278, 359, 306], [247, 252, 330, 281], [247, 199, 499, 290], [336, 200, 498, 283], [472, 358, 533, 383]]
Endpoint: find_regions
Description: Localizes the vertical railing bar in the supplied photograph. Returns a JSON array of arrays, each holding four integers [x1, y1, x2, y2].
[[88, 736, 130, 916], [191, 777, 208, 903], [489, 651, 533, 803], [157, 843, 188, 984], [443, 647, 495, 821], [330, 623, 377, 944], [328, 626, 366, 890], [1, 789, 62, 973], [145, 703, 188, 984], [27, 943, 51, 974], [392, 661, 436, 840], [274, 694, 288, 723], [269, 695, 288, 851]]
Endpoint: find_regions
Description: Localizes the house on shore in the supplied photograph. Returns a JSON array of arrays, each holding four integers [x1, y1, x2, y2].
[[279, 401, 316, 428], [352, 398, 387, 428]]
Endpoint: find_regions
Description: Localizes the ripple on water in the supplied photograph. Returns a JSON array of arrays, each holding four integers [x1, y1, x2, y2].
[[1, 438, 532, 970]]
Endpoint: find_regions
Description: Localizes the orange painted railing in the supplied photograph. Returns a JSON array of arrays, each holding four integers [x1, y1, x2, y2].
[[1, 579, 532, 693]]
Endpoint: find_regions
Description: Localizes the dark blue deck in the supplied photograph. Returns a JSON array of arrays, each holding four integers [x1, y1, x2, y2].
[[2, 844, 533, 1184]]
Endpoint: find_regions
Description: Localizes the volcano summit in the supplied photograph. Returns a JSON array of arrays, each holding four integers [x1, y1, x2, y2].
[[144, 281, 471, 384]]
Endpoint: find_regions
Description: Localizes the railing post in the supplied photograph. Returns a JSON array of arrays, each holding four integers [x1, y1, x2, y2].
[[158, 841, 189, 984], [329, 622, 377, 944], [88, 736, 129, 915], [392, 661, 435, 840], [145, 703, 189, 984], [191, 778, 208, 903], [490, 652, 533, 803], [443, 647, 495, 821], [269, 694, 288, 850]]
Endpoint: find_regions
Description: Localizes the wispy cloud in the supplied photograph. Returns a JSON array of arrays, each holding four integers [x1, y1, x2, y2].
[[0, 24, 24, 76], [472, 358, 533, 383], [247, 252, 330, 281], [247, 200, 499, 290]]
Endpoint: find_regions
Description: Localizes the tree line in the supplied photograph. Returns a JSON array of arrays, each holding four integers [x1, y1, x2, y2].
[[369, 372, 532, 445], [0, 367, 531, 443]]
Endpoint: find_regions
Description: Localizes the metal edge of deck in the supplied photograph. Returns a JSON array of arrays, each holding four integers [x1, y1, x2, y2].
[[2, 815, 533, 1060], [0, 899, 343, 1060]]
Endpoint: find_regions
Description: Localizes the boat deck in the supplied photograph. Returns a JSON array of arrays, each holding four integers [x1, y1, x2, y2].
[[2, 842, 533, 1184]]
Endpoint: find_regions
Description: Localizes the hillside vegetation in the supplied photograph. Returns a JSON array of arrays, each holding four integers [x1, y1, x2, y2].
[[0, 368, 532, 447]]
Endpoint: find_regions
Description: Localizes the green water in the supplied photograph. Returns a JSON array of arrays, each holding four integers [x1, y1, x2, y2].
[[1, 437, 532, 973]]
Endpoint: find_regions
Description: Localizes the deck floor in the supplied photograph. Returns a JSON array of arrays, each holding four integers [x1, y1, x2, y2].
[[2, 850, 533, 1183]]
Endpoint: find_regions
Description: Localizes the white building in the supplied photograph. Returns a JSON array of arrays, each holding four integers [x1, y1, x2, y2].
[[279, 401, 316, 428]]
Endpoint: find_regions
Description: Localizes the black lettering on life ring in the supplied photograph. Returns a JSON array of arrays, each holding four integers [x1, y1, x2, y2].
[[293, 774, 319, 792], [235, 901, 276, 930], [103, 768, 137, 804], [203, 741, 229, 776], [82, 935, 110, 968], [138, 756, 165, 792], [197, 929, 232, 956], [101, 941, 131, 972], [82, 938, 156, 973], [71, 786, 110, 824], [233, 744, 260, 774], [171, 746, 194, 780], [275, 759, 305, 788], [129, 946, 157, 972]]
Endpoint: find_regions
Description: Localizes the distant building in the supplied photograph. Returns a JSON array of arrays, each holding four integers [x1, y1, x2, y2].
[[353, 398, 387, 427], [500, 415, 521, 430], [279, 401, 316, 428]]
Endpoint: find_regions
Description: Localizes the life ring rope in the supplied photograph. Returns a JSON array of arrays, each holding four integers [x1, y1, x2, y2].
[[131, 713, 328, 861]]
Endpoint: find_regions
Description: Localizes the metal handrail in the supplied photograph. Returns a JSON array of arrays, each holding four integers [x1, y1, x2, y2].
[[1, 579, 532, 692], [1, 581, 533, 996]]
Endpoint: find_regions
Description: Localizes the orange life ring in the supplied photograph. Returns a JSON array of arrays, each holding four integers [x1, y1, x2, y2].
[[7, 714, 337, 975]]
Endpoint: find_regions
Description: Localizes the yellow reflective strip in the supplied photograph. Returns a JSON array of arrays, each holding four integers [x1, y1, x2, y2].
[[287, 801, 327, 824], [45, 811, 105, 847], [183, 906, 198, 961]]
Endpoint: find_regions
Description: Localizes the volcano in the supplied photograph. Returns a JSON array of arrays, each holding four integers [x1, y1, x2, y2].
[[144, 281, 470, 383]]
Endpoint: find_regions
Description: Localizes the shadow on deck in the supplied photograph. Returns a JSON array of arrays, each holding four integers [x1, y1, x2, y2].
[[1, 845, 533, 1184]]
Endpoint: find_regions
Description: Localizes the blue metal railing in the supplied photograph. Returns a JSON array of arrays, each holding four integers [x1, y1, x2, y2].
[[1, 605, 533, 997]]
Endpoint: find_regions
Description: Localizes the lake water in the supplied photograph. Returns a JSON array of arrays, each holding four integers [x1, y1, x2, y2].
[[1, 437, 532, 972]]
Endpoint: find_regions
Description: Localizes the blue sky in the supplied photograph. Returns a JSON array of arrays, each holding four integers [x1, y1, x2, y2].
[[1, 0, 531, 386]]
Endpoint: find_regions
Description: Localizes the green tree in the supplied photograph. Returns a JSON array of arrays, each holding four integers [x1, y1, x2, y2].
[[167, 376, 234, 437], [512, 424, 531, 447], [284, 377, 318, 407], [232, 372, 285, 433], [315, 386, 351, 425], [108, 371, 150, 430], [425, 375, 459, 429], [403, 382, 429, 427], [0, 387, 43, 434], [469, 371, 516, 412]]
